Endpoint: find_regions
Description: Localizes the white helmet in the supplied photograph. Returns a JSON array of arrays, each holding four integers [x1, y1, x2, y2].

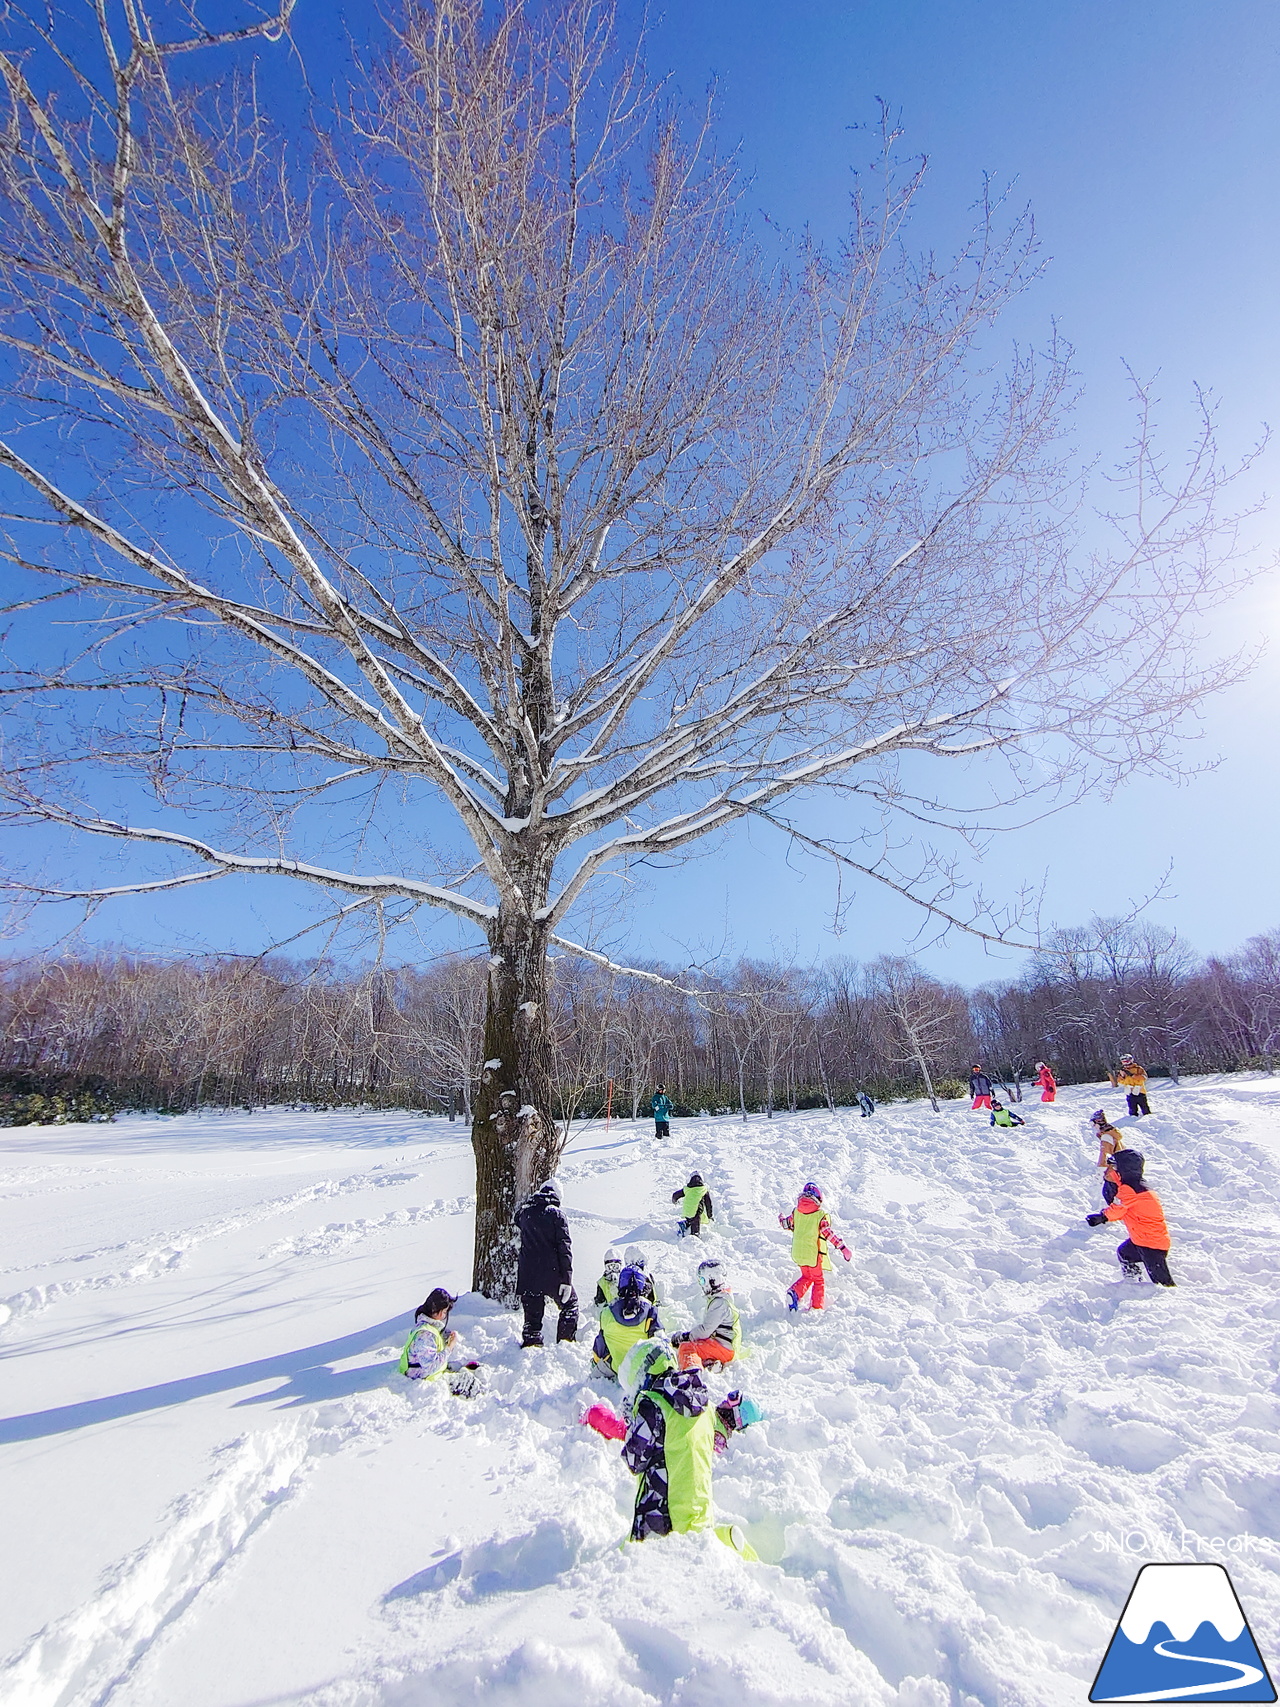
[[618, 1337, 675, 1412], [624, 1245, 647, 1271], [696, 1257, 727, 1293], [602, 1247, 622, 1272]]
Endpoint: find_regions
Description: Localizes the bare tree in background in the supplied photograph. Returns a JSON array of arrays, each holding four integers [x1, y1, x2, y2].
[[867, 955, 969, 1112], [0, 0, 1256, 1296]]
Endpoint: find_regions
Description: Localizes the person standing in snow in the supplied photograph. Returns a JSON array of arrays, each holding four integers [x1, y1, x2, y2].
[[1034, 1061, 1057, 1102], [779, 1181, 851, 1311], [672, 1172, 714, 1237], [857, 1090, 876, 1118], [990, 1099, 1025, 1128], [671, 1258, 741, 1370], [619, 1339, 715, 1540], [515, 1177, 579, 1347], [1116, 1055, 1151, 1117], [592, 1265, 661, 1378], [1084, 1149, 1175, 1285], [969, 1065, 994, 1111], [651, 1085, 673, 1140]]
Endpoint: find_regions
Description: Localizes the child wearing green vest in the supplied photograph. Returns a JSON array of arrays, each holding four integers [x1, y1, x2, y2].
[[672, 1257, 740, 1369], [989, 1100, 1025, 1129], [619, 1339, 715, 1540], [672, 1172, 714, 1237], [397, 1289, 483, 1396], [593, 1249, 623, 1307], [591, 1266, 661, 1378], [779, 1181, 850, 1311]]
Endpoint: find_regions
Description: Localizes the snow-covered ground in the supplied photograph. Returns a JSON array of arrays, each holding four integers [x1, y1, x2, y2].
[[2, 1078, 1278, 1706]]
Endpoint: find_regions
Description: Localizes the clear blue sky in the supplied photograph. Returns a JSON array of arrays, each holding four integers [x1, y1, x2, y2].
[[9, 0, 1279, 985], [630, 0, 1280, 983]]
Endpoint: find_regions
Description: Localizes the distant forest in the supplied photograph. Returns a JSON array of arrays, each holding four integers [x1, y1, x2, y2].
[[2, 919, 1277, 1124]]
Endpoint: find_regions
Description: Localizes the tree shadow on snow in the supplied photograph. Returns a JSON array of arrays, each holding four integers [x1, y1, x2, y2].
[[0, 1314, 408, 1443]]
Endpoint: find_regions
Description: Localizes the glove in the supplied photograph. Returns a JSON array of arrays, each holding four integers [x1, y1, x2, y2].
[[1085, 1213, 1106, 1227], [842, 1249, 851, 1262], [671, 1331, 688, 1343], [580, 1403, 627, 1441], [558, 1283, 573, 1304]]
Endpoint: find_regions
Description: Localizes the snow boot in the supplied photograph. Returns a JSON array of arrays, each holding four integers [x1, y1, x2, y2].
[[786, 1288, 800, 1312], [521, 1336, 544, 1348], [447, 1362, 484, 1398], [715, 1523, 760, 1561]]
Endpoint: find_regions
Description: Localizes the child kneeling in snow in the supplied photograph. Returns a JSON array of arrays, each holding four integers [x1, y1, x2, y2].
[[592, 1266, 661, 1379], [1084, 1149, 1175, 1286], [398, 1289, 482, 1396], [618, 1339, 715, 1540], [779, 1181, 850, 1311], [671, 1258, 740, 1370], [990, 1100, 1025, 1128]]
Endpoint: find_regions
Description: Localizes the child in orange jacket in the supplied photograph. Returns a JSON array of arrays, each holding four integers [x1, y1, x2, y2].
[[1084, 1149, 1174, 1285], [1034, 1061, 1056, 1102], [779, 1181, 850, 1311]]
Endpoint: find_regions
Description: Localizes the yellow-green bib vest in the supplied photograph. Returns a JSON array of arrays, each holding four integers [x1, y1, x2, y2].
[[992, 1109, 1016, 1127], [791, 1205, 830, 1270], [601, 1306, 654, 1369], [598, 1275, 618, 1305], [398, 1319, 445, 1378], [647, 1392, 715, 1532], [681, 1185, 707, 1218], [726, 1302, 742, 1354]]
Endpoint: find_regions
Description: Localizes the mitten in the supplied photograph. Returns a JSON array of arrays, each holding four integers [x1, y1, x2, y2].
[[580, 1403, 627, 1441], [558, 1283, 573, 1303], [1085, 1213, 1106, 1227], [842, 1248, 851, 1262]]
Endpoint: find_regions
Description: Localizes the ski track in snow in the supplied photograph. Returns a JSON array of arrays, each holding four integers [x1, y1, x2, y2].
[[1, 1082, 1279, 1706], [0, 1166, 431, 1334]]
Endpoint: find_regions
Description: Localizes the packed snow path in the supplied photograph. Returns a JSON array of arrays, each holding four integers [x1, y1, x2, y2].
[[1, 1081, 1278, 1706]]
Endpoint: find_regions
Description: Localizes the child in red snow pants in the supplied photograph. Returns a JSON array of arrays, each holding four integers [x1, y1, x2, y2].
[[790, 1263, 825, 1309]]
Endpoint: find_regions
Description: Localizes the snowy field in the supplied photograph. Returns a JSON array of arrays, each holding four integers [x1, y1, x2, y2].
[[2, 1078, 1278, 1707]]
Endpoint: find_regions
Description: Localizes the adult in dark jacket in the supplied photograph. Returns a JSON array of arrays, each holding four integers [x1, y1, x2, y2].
[[515, 1177, 579, 1347], [969, 1066, 993, 1111]]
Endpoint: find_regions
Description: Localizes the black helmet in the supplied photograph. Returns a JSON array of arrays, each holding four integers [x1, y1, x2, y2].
[[688, 1172, 704, 1187], [1112, 1148, 1146, 1188], [617, 1264, 646, 1300]]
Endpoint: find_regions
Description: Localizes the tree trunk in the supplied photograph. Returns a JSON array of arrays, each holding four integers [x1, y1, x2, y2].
[[469, 907, 561, 1303]]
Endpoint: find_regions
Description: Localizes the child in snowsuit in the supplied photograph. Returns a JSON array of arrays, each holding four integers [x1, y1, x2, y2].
[[592, 1266, 662, 1378], [1034, 1062, 1057, 1102], [672, 1257, 740, 1370], [673, 1173, 714, 1237], [594, 1249, 623, 1308], [712, 1389, 763, 1456], [969, 1066, 993, 1111], [779, 1181, 851, 1310], [1117, 1055, 1151, 1117], [619, 1339, 715, 1540], [1085, 1150, 1175, 1285], [857, 1090, 876, 1118], [398, 1289, 482, 1397], [1090, 1110, 1128, 1204], [651, 1086, 673, 1140], [990, 1100, 1025, 1128]]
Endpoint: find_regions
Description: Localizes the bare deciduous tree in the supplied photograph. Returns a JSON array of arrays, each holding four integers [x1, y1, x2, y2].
[[0, 0, 1254, 1295]]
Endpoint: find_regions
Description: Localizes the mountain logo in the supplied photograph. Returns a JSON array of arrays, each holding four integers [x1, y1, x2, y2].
[[1090, 1562, 1276, 1702]]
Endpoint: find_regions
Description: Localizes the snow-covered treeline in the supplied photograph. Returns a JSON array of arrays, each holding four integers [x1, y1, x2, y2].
[[3, 918, 1277, 1121]]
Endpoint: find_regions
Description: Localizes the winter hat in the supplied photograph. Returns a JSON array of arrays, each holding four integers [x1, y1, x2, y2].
[[696, 1258, 727, 1292], [800, 1181, 823, 1203], [1090, 1109, 1107, 1125], [539, 1176, 563, 1204], [416, 1287, 456, 1321], [1111, 1148, 1146, 1189], [619, 1337, 674, 1403], [688, 1172, 704, 1187]]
